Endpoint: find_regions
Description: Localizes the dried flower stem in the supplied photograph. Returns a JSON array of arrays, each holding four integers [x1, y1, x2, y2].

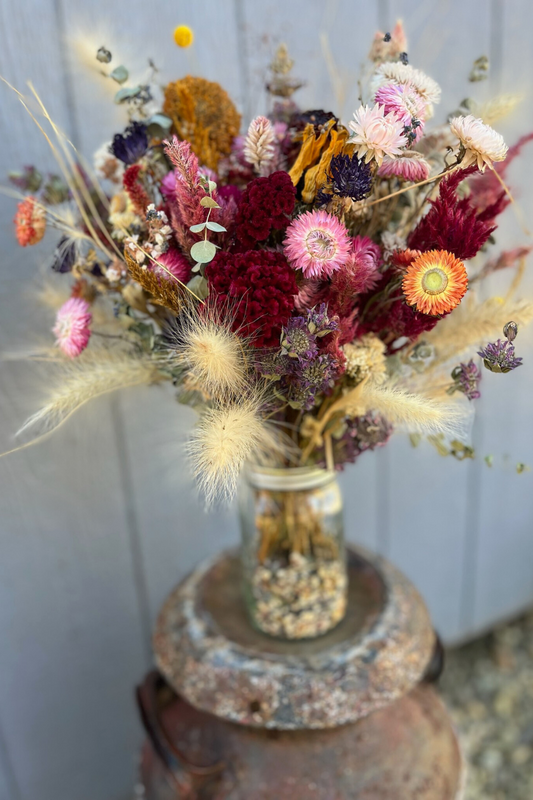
[[364, 166, 451, 209]]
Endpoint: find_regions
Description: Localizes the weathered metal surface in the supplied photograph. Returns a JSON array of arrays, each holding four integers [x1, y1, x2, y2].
[[154, 547, 435, 729], [139, 673, 464, 799]]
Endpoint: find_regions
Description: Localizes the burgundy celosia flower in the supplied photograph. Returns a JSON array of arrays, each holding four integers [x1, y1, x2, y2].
[[123, 165, 151, 217], [407, 167, 498, 260], [205, 249, 297, 347], [234, 171, 295, 249]]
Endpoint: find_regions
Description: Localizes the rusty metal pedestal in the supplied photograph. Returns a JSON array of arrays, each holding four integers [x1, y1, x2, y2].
[[138, 547, 464, 799]]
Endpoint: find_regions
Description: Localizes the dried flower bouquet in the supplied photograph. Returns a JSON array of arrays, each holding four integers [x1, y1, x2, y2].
[[3, 24, 533, 630]]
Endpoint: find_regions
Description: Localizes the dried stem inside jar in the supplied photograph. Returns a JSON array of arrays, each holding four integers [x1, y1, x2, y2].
[[255, 489, 339, 564], [248, 485, 347, 639]]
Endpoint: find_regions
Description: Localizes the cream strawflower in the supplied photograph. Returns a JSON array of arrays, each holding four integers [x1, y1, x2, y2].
[[348, 104, 408, 166], [371, 62, 441, 117], [450, 115, 508, 172]]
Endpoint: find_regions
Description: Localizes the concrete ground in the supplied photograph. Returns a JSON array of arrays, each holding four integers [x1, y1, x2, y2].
[[441, 611, 533, 799]]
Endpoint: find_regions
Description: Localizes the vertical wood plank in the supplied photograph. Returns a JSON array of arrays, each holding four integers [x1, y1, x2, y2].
[[240, 0, 380, 121], [0, 721, 21, 800], [0, 2, 150, 798], [464, 0, 533, 636], [382, 0, 493, 641]]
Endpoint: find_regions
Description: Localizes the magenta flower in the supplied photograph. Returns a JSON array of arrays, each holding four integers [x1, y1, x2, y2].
[[374, 82, 426, 143], [53, 297, 92, 358], [345, 235, 383, 293], [284, 209, 351, 279], [378, 152, 430, 182], [149, 246, 191, 283]]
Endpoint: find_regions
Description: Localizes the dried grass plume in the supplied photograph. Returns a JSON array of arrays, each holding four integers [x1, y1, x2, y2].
[[171, 305, 250, 401], [16, 348, 161, 444], [186, 398, 284, 505]]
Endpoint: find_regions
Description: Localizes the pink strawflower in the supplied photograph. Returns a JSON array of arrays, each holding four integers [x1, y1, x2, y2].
[[349, 104, 408, 166], [149, 246, 191, 283], [53, 297, 92, 358], [374, 82, 426, 142], [378, 152, 431, 182], [284, 209, 351, 279]]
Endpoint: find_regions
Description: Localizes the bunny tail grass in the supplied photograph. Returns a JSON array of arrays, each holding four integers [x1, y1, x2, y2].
[[359, 382, 469, 438]]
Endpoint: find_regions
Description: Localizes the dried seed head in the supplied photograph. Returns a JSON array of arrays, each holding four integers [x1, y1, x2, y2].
[[503, 321, 518, 342]]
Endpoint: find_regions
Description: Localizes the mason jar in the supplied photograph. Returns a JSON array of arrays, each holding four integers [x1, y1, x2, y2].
[[238, 465, 347, 639]]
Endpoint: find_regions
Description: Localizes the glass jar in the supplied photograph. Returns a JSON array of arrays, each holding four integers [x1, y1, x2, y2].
[[239, 465, 347, 639]]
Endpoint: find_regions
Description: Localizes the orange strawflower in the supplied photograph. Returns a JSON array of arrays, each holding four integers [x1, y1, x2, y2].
[[402, 249, 468, 316], [14, 196, 46, 246]]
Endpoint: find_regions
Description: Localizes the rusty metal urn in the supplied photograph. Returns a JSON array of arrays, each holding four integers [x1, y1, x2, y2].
[[138, 547, 464, 798]]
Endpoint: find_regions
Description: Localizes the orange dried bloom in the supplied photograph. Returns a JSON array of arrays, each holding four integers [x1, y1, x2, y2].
[[163, 76, 241, 171], [288, 119, 354, 203], [14, 196, 46, 246], [402, 249, 468, 316]]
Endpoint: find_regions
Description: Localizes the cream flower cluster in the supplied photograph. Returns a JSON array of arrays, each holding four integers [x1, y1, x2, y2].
[[343, 335, 387, 384]]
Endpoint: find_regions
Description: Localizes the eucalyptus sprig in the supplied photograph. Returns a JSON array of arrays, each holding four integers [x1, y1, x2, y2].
[[189, 180, 227, 273]]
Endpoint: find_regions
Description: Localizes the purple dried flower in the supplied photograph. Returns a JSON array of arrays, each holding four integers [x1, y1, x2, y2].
[[316, 412, 393, 469], [281, 317, 318, 360], [477, 340, 523, 373], [8, 165, 42, 192], [327, 153, 373, 202], [449, 359, 482, 400], [110, 121, 148, 165], [290, 354, 337, 410], [307, 303, 338, 336]]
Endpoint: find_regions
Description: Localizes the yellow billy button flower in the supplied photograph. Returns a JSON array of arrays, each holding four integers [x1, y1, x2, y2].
[[173, 25, 194, 48], [402, 249, 468, 316]]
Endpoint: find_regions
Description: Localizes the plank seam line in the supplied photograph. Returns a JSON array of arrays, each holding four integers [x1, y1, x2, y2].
[[54, 0, 82, 149], [110, 394, 153, 665], [233, 0, 252, 124], [0, 714, 22, 800]]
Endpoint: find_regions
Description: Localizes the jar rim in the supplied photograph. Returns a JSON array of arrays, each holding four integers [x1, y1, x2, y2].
[[245, 464, 336, 491]]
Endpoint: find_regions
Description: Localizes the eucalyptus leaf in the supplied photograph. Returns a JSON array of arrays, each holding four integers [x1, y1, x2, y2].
[[190, 222, 207, 233], [187, 274, 209, 299], [190, 240, 217, 263], [110, 65, 129, 84], [147, 113, 173, 131], [205, 221, 226, 233], [114, 86, 142, 104], [199, 196, 220, 209]]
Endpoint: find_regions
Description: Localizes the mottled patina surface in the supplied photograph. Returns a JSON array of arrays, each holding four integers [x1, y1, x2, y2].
[[153, 546, 435, 729], [139, 681, 464, 799]]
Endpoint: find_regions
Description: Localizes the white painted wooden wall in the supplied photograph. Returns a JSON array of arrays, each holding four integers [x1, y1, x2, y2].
[[0, 1, 532, 798]]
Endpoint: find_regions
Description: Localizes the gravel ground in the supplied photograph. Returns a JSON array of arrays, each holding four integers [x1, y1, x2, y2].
[[440, 610, 533, 800]]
